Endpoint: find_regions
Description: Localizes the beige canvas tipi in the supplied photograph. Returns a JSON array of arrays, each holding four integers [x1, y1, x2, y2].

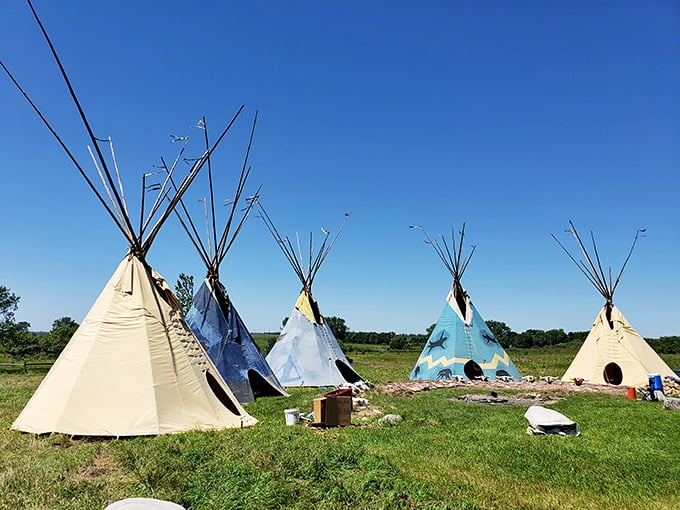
[[554, 222, 673, 387], [561, 304, 674, 387], [13, 255, 257, 436], [5, 6, 256, 435]]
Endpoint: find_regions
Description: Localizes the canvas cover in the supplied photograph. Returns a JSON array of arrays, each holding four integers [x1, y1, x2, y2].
[[266, 291, 362, 387], [524, 405, 580, 436], [410, 286, 522, 381], [12, 255, 257, 436], [561, 305, 674, 387], [186, 278, 288, 403]]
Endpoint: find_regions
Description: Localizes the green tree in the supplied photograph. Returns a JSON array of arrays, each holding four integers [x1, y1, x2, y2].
[[4, 328, 40, 358], [486, 320, 516, 347], [44, 317, 79, 355], [650, 336, 680, 354], [0, 285, 20, 326], [325, 316, 348, 340], [544, 328, 568, 346], [389, 334, 411, 350], [0, 286, 32, 357], [426, 323, 436, 337], [174, 273, 194, 316], [567, 331, 588, 344]]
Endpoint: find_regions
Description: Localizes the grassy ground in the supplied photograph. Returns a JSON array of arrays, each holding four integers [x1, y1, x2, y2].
[[1, 349, 679, 510]]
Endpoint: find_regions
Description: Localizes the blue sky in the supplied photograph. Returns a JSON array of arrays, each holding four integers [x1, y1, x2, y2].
[[1, 1, 678, 337]]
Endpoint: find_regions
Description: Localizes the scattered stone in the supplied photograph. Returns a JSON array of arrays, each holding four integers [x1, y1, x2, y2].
[[378, 378, 630, 398], [352, 397, 369, 408], [378, 414, 402, 424], [454, 393, 561, 406], [663, 397, 680, 411], [456, 394, 509, 405]]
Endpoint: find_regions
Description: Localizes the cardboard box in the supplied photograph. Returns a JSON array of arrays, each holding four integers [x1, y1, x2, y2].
[[325, 397, 339, 426], [313, 396, 351, 427], [313, 398, 327, 425]]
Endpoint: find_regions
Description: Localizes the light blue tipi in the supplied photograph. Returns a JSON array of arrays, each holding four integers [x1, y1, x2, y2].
[[410, 224, 522, 381], [258, 205, 363, 387]]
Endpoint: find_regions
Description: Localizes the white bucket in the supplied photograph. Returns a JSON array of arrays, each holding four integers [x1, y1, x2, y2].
[[284, 408, 300, 426]]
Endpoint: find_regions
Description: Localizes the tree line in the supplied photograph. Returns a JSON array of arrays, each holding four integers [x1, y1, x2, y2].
[[486, 320, 679, 353], [2, 284, 678, 358], [0, 286, 78, 359], [325, 316, 593, 350], [327, 316, 680, 354], [485, 321, 588, 348]]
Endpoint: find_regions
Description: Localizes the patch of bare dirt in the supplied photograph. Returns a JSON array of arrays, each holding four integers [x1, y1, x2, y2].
[[454, 392, 563, 406], [72, 449, 128, 484], [377, 379, 633, 398]]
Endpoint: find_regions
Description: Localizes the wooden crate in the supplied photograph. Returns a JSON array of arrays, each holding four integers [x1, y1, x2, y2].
[[335, 396, 352, 426]]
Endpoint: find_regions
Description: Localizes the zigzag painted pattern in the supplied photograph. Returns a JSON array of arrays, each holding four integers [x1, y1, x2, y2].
[[417, 351, 511, 370]]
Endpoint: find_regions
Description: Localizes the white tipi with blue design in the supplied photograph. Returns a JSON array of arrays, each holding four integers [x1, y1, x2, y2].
[[258, 205, 363, 387]]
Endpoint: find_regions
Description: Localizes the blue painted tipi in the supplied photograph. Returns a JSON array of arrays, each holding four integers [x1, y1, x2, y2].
[[186, 275, 288, 402], [410, 224, 522, 381], [178, 113, 287, 403]]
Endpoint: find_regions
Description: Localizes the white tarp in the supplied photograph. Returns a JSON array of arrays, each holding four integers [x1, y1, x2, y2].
[[524, 405, 580, 436]]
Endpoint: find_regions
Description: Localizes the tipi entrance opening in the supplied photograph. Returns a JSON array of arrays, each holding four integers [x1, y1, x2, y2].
[[453, 288, 467, 323], [335, 360, 362, 383], [206, 372, 242, 415], [603, 362, 623, 385], [247, 370, 286, 398], [463, 360, 484, 380]]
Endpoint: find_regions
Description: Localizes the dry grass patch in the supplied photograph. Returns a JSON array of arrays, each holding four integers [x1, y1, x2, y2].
[[71, 448, 129, 485]]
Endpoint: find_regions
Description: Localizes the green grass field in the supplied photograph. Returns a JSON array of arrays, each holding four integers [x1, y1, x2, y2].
[[1, 348, 679, 510]]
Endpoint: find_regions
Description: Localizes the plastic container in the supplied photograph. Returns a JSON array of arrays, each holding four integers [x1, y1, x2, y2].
[[649, 374, 663, 392], [284, 408, 300, 426]]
